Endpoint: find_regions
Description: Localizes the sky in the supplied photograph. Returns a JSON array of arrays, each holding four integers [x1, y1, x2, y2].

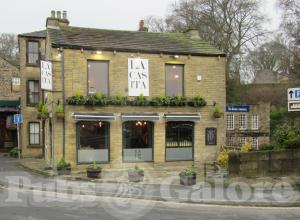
[[0, 0, 281, 34]]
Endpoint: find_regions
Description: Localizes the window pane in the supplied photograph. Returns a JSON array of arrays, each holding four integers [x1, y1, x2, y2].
[[34, 134, 40, 145], [123, 121, 153, 149], [226, 114, 234, 129], [88, 61, 109, 95], [166, 122, 193, 147], [28, 80, 39, 105], [166, 64, 183, 96], [79, 121, 109, 150], [27, 41, 39, 64]]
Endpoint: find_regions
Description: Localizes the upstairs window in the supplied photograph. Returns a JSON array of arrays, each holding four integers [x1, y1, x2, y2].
[[166, 64, 184, 96], [27, 80, 39, 105], [252, 114, 259, 130], [27, 41, 39, 65], [226, 114, 234, 130], [88, 61, 109, 95], [239, 114, 247, 130]]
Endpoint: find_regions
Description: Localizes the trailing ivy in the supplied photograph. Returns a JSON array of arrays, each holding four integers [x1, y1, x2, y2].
[[66, 94, 207, 107]]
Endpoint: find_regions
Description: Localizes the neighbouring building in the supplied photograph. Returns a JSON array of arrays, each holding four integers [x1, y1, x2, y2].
[[18, 11, 226, 169], [225, 102, 270, 150], [0, 56, 20, 151]]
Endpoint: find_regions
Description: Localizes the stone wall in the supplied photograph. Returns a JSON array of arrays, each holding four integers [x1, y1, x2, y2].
[[228, 149, 300, 177], [0, 57, 20, 100]]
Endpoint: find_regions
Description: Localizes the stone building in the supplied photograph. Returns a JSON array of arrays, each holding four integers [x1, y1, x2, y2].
[[18, 11, 226, 169], [225, 102, 270, 149], [0, 56, 20, 150]]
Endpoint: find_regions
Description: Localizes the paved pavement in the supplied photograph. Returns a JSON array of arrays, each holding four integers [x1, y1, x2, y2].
[[0, 154, 300, 208]]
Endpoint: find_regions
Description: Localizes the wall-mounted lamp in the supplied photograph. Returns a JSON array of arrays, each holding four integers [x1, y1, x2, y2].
[[173, 55, 180, 59], [96, 51, 102, 55], [81, 48, 84, 53], [113, 50, 117, 55]]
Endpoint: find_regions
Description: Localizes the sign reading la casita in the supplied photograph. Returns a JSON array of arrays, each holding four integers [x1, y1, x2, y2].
[[40, 60, 53, 91], [128, 58, 149, 96]]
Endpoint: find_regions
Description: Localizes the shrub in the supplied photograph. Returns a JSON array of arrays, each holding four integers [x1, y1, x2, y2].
[[10, 147, 18, 158], [179, 165, 196, 176], [57, 157, 71, 169], [283, 136, 300, 149], [217, 149, 230, 168], [258, 144, 275, 151], [240, 142, 252, 152]]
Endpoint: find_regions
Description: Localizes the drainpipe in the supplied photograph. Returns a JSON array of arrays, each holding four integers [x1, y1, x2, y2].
[[61, 48, 66, 159]]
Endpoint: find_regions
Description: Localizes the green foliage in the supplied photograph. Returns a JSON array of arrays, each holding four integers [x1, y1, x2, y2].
[[88, 161, 102, 171], [129, 164, 144, 173], [180, 165, 196, 176], [217, 149, 230, 168], [36, 102, 49, 119], [240, 142, 252, 152], [257, 144, 275, 151], [10, 147, 18, 158], [66, 94, 207, 107], [56, 103, 63, 113], [57, 157, 71, 169]]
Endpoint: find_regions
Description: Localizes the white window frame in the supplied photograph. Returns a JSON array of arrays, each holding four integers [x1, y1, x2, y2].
[[252, 137, 258, 150], [239, 114, 247, 130], [226, 114, 234, 130], [227, 136, 234, 146], [239, 136, 246, 147], [252, 114, 259, 130], [29, 122, 40, 145]]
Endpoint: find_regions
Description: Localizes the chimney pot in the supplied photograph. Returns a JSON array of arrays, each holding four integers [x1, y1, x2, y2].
[[51, 10, 56, 18], [56, 11, 62, 19], [63, 11, 67, 19]]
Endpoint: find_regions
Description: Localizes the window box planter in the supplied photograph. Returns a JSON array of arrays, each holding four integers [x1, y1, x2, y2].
[[86, 162, 102, 179], [86, 168, 102, 178], [179, 167, 197, 186], [179, 173, 196, 186], [128, 165, 144, 182], [57, 167, 71, 175], [56, 158, 71, 175], [56, 112, 65, 119], [213, 112, 222, 118]]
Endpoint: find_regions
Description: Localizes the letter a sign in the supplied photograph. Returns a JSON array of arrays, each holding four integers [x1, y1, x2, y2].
[[128, 58, 149, 96], [40, 60, 53, 91]]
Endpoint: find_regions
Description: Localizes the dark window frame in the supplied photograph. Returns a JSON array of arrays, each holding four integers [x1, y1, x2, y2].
[[28, 122, 40, 146], [26, 40, 40, 66], [165, 121, 194, 162], [87, 60, 110, 96], [122, 121, 154, 163], [76, 121, 111, 164], [165, 64, 184, 97], [205, 127, 217, 145], [27, 80, 40, 106]]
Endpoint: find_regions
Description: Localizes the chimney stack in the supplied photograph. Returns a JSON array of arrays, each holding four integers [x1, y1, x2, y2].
[[138, 20, 148, 32], [46, 10, 70, 28]]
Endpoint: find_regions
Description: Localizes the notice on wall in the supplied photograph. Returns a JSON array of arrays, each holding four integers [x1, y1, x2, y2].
[[128, 58, 149, 96], [40, 60, 53, 91], [206, 128, 217, 145]]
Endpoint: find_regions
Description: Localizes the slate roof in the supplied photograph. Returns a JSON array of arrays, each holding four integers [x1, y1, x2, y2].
[[48, 26, 225, 56], [19, 30, 47, 38]]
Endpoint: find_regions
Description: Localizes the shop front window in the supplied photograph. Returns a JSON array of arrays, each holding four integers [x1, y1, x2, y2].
[[77, 121, 109, 163], [123, 121, 153, 162], [165, 121, 194, 161]]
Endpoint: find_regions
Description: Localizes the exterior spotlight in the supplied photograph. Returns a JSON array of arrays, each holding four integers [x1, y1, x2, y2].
[[96, 51, 102, 55], [174, 55, 179, 59]]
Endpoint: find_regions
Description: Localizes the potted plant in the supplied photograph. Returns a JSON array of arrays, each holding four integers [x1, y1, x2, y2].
[[56, 157, 71, 175], [179, 166, 197, 186], [56, 103, 65, 119], [128, 165, 144, 182], [36, 101, 49, 120], [86, 161, 102, 178], [213, 104, 222, 118]]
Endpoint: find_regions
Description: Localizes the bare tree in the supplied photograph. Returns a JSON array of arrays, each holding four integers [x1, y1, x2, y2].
[[0, 33, 19, 63], [278, 0, 300, 79], [243, 37, 292, 82], [145, 0, 266, 82]]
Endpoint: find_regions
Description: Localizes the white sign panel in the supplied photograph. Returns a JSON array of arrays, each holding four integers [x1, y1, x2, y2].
[[128, 58, 149, 96], [288, 88, 300, 101], [40, 60, 53, 91]]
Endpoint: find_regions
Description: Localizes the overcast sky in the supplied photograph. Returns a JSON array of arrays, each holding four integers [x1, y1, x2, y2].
[[1, 0, 281, 34]]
